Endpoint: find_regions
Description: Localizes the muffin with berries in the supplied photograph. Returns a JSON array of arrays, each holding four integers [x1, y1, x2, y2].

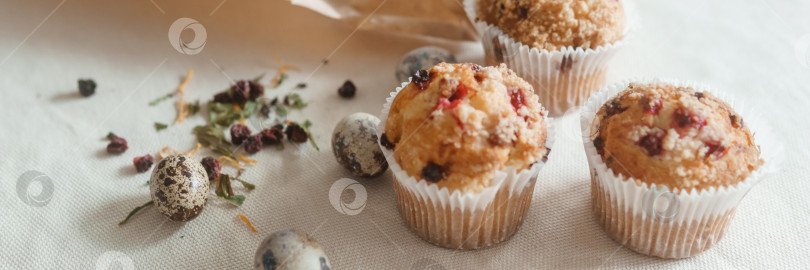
[[379, 62, 552, 249], [465, 0, 633, 115], [582, 80, 768, 258]]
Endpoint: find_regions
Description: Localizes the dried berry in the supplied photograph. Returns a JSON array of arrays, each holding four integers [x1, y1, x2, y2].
[[471, 64, 481, 72], [107, 137, 128, 154], [133, 154, 154, 173], [230, 81, 251, 105], [337, 80, 356, 98], [259, 104, 270, 118], [230, 124, 252, 145], [638, 129, 666, 156], [605, 99, 626, 117], [260, 127, 283, 145], [213, 91, 232, 103], [672, 108, 706, 132], [78, 79, 96, 97], [593, 137, 605, 156], [285, 123, 308, 143], [509, 87, 526, 111], [412, 69, 432, 90], [640, 96, 663, 115], [200, 156, 221, 181], [244, 134, 263, 154], [421, 162, 444, 183], [379, 133, 395, 149], [246, 80, 264, 100], [705, 141, 727, 159], [694, 92, 704, 99]]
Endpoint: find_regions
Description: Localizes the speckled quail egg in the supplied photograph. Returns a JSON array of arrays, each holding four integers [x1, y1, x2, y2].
[[149, 154, 209, 222], [395, 46, 456, 82], [253, 229, 331, 270], [332, 113, 388, 178]]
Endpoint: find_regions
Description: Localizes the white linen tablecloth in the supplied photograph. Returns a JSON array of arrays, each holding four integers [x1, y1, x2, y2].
[[1, 0, 808, 268]]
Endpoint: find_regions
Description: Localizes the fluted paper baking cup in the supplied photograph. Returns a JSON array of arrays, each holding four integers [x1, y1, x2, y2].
[[378, 79, 556, 249], [580, 78, 782, 258], [463, 0, 638, 116]]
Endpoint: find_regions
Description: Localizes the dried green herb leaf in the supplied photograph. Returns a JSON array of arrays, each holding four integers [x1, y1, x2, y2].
[[295, 82, 306, 89], [284, 93, 307, 109], [275, 105, 289, 117], [149, 93, 174, 106], [154, 122, 168, 131], [118, 200, 153, 226], [221, 195, 246, 206], [186, 101, 201, 115], [253, 73, 266, 82], [192, 125, 235, 158], [106, 132, 118, 140], [208, 101, 257, 127], [233, 177, 256, 190]]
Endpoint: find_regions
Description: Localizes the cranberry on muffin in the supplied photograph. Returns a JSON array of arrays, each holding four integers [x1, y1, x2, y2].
[[477, 0, 627, 51], [591, 82, 763, 191], [383, 62, 550, 193]]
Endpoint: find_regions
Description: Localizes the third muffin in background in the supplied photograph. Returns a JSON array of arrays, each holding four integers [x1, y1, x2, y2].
[[466, 0, 632, 115]]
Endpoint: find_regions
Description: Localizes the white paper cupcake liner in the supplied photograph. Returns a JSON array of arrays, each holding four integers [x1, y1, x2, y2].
[[378, 79, 556, 249], [463, 0, 638, 116], [580, 78, 783, 258]]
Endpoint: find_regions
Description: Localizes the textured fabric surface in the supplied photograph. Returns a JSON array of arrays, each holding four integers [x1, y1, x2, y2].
[[0, 0, 808, 269]]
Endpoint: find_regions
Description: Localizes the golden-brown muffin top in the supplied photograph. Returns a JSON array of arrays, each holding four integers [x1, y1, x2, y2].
[[382, 63, 549, 193], [477, 0, 626, 51], [591, 83, 763, 191]]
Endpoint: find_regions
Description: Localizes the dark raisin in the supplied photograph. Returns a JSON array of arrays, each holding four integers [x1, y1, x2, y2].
[[273, 124, 285, 139], [285, 123, 308, 143], [672, 108, 706, 131], [640, 96, 663, 115], [337, 80, 356, 98], [259, 104, 270, 117], [230, 81, 251, 105], [247, 80, 264, 100], [230, 124, 252, 145], [78, 79, 96, 97], [379, 133, 395, 149], [200, 156, 221, 181], [638, 129, 666, 156], [705, 142, 726, 159], [605, 99, 626, 117], [421, 162, 444, 183], [133, 154, 154, 173], [213, 91, 232, 103], [244, 134, 263, 154], [593, 137, 605, 156], [412, 69, 432, 90], [694, 92, 704, 99], [260, 127, 284, 145], [107, 137, 128, 154]]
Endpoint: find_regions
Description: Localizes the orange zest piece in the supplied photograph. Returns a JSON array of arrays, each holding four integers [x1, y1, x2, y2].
[[218, 156, 242, 168], [270, 56, 299, 88], [187, 143, 202, 156], [158, 146, 184, 160], [237, 214, 258, 233], [237, 154, 257, 164], [174, 69, 194, 124]]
